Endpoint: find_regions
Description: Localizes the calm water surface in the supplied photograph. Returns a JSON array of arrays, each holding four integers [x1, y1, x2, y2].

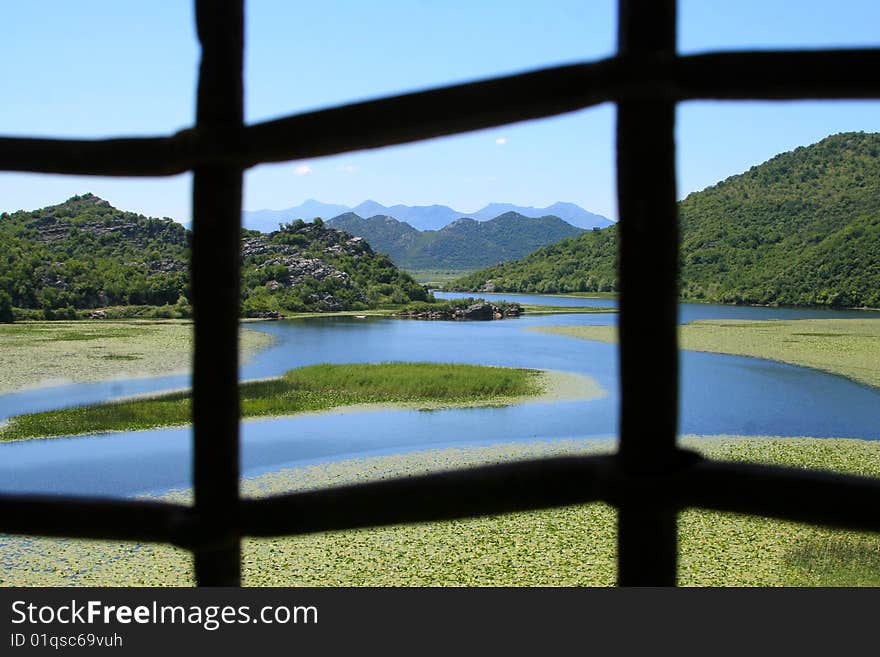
[[1, 293, 878, 497]]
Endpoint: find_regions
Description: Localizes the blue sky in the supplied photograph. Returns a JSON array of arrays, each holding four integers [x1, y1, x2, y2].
[[1, 0, 878, 222]]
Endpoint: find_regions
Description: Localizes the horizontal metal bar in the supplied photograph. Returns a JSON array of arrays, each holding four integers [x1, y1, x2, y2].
[[677, 460, 880, 533], [238, 453, 880, 537], [2, 455, 879, 543], [0, 495, 192, 545], [676, 50, 880, 100], [240, 455, 615, 536], [0, 133, 190, 177], [1, 49, 878, 176], [241, 61, 618, 165]]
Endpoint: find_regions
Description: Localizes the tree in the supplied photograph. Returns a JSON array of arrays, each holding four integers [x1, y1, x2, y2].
[[0, 290, 13, 323]]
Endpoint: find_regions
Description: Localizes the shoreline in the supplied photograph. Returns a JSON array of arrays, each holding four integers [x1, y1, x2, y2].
[[449, 289, 880, 312]]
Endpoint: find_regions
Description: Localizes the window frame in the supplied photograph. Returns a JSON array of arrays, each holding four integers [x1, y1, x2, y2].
[[1, 0, 879, 586]]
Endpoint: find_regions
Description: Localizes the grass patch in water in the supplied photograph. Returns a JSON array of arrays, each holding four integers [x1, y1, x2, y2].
[[1, 436, 878, 586], [0, 362, 583, 441], [530, 318, 880, 388]]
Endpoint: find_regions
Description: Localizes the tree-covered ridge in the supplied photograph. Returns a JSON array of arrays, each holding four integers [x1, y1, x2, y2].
[[447, 226, 617, 294], [327, 211, 584, 270], [678, 131, 880, 307], [450, 132, 880, 308], [0, 193, 189, 317], [0, 195, 430, 319]]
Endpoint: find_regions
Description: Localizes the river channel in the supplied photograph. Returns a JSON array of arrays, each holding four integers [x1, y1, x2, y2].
[[1, 292, 877, 497]]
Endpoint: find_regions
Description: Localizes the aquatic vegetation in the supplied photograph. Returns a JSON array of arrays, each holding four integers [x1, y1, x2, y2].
[[0, 320, 274, 394], [531, 318, 880, 388], [1, 363, 595, 441], [1, 436, 878, 587]]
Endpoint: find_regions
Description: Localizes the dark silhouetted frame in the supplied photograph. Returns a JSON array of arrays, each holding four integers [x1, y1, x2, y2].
[[2, 0, 879, 586]]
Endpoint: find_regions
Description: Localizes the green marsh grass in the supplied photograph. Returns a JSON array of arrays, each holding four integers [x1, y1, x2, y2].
[[1, 363, 546, 441], [407, 269, 478, 286]]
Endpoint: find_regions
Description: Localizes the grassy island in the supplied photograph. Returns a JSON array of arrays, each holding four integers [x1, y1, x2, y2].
[[0, 362, 602, 442], [531, 318, 880, 389]]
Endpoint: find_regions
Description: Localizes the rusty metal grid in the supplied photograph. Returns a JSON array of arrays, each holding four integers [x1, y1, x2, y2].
[[1, 0, 879, 586]]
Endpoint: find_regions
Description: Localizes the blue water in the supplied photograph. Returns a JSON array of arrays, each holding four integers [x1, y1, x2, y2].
[[1, 295, 878, 497]]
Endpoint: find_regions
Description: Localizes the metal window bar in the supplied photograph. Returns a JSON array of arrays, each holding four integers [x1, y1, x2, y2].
[[1, 0, 879, 587]]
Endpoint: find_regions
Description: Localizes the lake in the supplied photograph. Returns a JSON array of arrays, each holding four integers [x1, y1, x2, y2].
[[1, 292, 878, 497]]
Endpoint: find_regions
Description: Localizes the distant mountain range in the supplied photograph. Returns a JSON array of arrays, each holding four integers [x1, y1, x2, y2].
[[449, 132, 880, 309], [326, 211, 585, 270], [243, 200, 612, 233]]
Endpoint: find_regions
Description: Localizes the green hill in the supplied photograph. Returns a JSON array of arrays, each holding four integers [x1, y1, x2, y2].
[[449, 132, 880, 308], [240, 219, 429, 314], [0, 195, 429, 320], [327, 211, 584, 270], [0, 193, 190, 318], [325, 213, 429, 266]]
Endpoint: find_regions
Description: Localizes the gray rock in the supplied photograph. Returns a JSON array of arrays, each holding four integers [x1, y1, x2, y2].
[[462, 302, 493, 320]]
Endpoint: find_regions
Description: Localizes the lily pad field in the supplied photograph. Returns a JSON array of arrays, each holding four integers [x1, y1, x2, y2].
[[2, 436, 879, 587]]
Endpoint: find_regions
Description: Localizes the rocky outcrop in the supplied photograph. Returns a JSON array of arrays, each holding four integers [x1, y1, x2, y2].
[[263, 256, 350, 287], [395, 302, 523, 321], [461, 302, 493, 320], [241, 237, 296, 258], [149, 259, 187, 274], [251, 310, 284, 320], [327, 235, 372, 258], [242, 225, 382, 312]]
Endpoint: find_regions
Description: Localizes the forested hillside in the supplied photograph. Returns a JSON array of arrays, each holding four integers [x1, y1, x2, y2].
[[450, 132, 880, 308], [0, 194, 189, 318], [447, 226, 617, 294], [678, 132, 880, 306], [0, 195, 429, 320], [327, 211, 584, 270]]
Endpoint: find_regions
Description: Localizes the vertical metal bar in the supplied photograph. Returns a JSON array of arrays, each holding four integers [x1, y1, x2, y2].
[[191, 0, 244, 586], [615, 0, 679, 585]]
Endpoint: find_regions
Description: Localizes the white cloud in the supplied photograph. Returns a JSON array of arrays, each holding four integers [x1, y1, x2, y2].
[[294, 164, 313, 176], [495, 137, 508, 145], [336, 164, 357, 173]]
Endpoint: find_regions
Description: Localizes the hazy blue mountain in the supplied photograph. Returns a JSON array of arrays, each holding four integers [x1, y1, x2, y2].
[[246, 200, 609, 232], [353, 201, 463, 231], [351, 200, 390, 217], [244, 199, 350, 233], [471, 202, 613, 229], [327, 210, 584, 270]]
